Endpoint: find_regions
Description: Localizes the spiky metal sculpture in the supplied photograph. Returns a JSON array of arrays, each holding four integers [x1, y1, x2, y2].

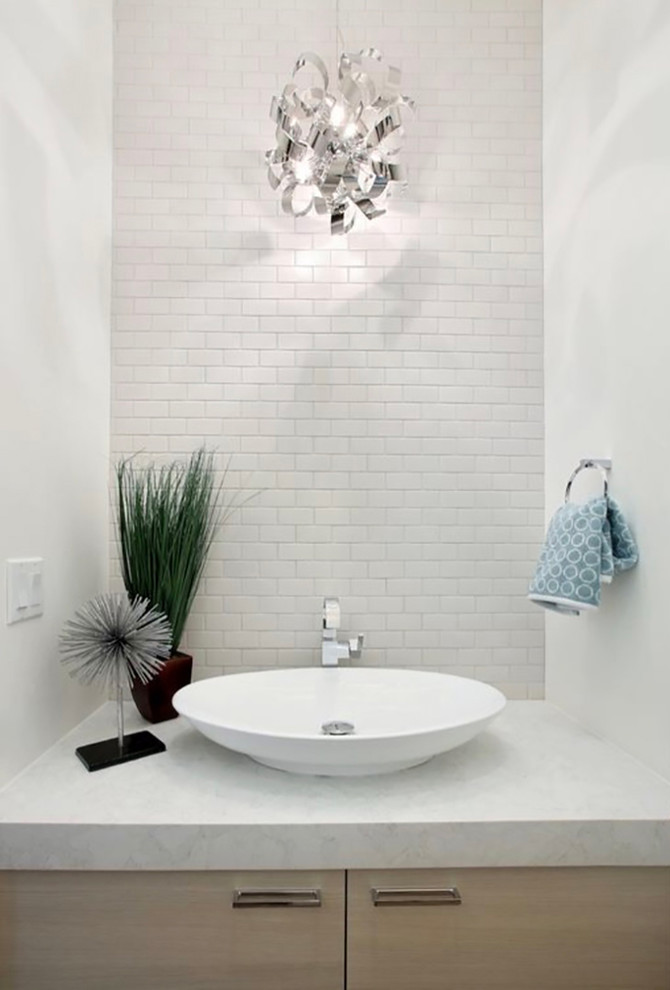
[[60, 594, 172, 770]]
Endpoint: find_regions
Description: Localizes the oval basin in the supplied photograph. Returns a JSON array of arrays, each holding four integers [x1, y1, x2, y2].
[[173, 668, 506, 776]]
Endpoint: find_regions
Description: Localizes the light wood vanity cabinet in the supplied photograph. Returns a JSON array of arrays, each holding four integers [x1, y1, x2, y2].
[[0, 870, 345, 990], [347, 868, 670, 990], [1, 867, 669, 989]]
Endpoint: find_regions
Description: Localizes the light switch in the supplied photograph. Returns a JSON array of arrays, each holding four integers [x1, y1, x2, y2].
[[29, 569, 43, 606], [6, 558, 44, 624]]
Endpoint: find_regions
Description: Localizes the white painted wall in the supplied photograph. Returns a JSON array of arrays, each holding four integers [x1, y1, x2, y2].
[[544, 0, 670, 779], [112, 0, 545, 698], [0, 0, 112, 786]]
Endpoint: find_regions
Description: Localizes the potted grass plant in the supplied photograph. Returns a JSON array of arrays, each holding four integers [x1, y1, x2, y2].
[[115, 447, 224, 723]]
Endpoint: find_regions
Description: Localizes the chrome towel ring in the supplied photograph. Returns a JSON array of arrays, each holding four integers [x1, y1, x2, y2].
[[564, 458, 612, 504]]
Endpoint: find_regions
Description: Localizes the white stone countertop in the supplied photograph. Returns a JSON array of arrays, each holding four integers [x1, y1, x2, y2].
[[1, 700, 669, 870]]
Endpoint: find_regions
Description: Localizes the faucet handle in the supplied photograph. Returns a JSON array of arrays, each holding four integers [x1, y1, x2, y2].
[[323, 598, 341, 630], [349, 634, 364, 659]]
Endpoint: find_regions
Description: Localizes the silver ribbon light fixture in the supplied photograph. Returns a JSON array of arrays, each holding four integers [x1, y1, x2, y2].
[[266, 45, 414, 234]]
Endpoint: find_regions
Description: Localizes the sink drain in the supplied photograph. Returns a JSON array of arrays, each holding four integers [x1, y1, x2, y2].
[[321, 720, 355, 736]]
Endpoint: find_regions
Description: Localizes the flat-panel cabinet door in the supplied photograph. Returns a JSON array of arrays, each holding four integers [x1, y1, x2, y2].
[[347, 867, 670, 990], [0, 870, 345, 990]]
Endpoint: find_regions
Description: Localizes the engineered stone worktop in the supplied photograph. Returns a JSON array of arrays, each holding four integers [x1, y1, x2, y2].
[[1, 701, 669, 870]]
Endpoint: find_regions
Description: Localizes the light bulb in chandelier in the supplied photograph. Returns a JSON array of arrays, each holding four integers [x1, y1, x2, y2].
[[330, 102, 348, 127], [266, 48, 415, 235], [293, 158, 316, 183]]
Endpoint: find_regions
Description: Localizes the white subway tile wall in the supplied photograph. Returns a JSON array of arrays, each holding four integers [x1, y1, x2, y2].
[[112, 0, 544, 698]]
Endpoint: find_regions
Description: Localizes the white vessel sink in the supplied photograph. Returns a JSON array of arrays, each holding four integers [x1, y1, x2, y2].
[[173, 668, 506, 776]]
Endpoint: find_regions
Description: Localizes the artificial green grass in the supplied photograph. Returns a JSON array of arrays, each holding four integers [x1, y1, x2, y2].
[[115, 448, 223, 653]]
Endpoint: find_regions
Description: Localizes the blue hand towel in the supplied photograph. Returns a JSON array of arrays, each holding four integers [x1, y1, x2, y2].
[[528, 496, 638, 615]]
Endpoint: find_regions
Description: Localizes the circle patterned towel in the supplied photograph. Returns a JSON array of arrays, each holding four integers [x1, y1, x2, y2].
[[528, 496, 638, 615]]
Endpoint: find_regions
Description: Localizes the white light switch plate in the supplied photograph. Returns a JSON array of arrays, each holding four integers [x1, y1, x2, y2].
[[6, 558, 44, 624]]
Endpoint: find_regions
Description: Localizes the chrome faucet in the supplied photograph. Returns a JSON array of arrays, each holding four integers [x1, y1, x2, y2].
[[322, 598, 364, 667]]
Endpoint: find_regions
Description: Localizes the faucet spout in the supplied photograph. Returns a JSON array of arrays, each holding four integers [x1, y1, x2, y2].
[[321, 639, 351, 667]]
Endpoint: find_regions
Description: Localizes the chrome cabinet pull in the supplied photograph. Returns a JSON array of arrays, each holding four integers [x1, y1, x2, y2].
[[233, 888, 322, 908], [371, 886, 462, 907]]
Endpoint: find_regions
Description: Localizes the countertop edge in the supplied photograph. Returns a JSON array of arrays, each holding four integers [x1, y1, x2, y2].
[[1, 819, 669, 870]]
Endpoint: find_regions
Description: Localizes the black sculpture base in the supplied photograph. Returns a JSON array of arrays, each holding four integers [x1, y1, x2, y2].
[[75, 730, 166, 772]]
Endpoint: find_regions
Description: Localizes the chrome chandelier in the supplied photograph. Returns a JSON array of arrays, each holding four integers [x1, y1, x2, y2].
[[266, 48, 414, 234]]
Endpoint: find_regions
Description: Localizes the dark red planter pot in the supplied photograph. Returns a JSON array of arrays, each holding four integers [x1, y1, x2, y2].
[[130, 651, 193, 723]]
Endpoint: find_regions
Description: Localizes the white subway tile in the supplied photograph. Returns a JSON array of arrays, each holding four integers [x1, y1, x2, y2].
[[113, 0, 543, 698]]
